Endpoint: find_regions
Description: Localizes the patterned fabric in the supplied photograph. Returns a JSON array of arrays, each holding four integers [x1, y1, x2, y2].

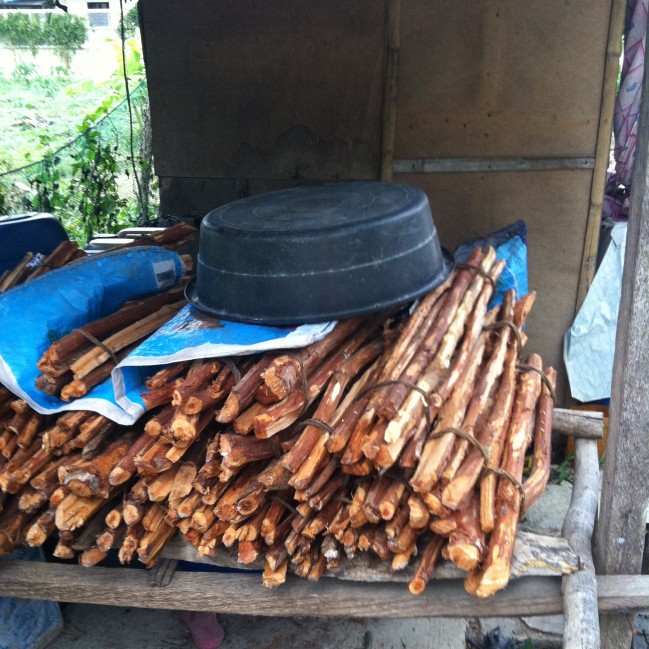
[[615, 0, 648, 186]]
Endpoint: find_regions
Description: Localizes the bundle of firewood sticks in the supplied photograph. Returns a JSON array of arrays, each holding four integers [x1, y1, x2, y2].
[[0, 245, 556, 599], [0, 222, 196, 295], [35, 285, 187, 400]]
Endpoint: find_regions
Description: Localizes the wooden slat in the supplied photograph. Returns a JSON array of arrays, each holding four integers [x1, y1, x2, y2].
[[552, 409, 604, 440], [0, 561, 647, 618], [393, 157, 595, 173]]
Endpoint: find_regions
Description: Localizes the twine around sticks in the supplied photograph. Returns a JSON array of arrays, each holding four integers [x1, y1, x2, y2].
[[426, 426, 526, 511], [483, 320, 524, 354], [269, 493, 301, 518], [220, 357, 241, 385], [294, 418, 336, 437], [515, 363, 557, 403], [354, 380, 432, 431], [456, 262, 497, 290], [74, 329, 119, 367]]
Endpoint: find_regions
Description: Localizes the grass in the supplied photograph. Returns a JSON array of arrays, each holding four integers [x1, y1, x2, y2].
[[0, 65, 107, 174]]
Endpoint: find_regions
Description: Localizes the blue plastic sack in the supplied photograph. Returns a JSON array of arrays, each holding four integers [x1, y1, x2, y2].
[[0, 247, 185, 425], [454, 220, 528, 308]]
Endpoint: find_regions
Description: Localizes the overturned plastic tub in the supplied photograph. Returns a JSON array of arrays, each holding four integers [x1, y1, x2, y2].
[[186, 181, 454, 325]]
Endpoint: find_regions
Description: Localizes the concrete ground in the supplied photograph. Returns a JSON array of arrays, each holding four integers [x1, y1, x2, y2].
[[46, 604, 468, 649]]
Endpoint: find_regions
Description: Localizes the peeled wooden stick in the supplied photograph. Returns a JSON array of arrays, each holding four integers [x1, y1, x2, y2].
[[446, 493, 485, 570], [260, 319, 365, 402], [282, 341, 382, 472], [440, 292, 515, 485], [442, 293, 534, 510], [263, 557, 288, 588], [254, 328, 375, 439], [407, 535, 444, 595], [379, 247, 485, 422], [383, 250, 498, 466], [146, 362, 191, 390], [28, 240, 81, 280], [521, 367, 557, 514], [409, 333, 488, 494], [60, 343, 138, 400], [25, 508, 57, 547], [369, 277, 451, 410], [63, 433, 134, 498], [42, 287, 185, 367], [217, 356, 273, 423], [466, 355, 543, 598], [109, 431, 157, 486], [70, 301, 185, 380]]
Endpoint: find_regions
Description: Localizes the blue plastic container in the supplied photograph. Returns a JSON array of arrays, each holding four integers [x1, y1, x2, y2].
[[0, 212, 69, 273]]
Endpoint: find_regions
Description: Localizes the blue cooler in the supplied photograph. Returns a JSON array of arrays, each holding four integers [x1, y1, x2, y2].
[[0, 212, 69, 273]]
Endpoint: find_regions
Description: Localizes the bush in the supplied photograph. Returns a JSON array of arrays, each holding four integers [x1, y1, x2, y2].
[[44, 13, 87, 68], [117, 4, 139, 39], [0, 12, 87, 68], [0, 14, 46, 55]]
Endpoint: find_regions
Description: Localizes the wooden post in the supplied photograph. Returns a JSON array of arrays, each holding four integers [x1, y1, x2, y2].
[[593, 15, 649, 647], [380, 0, 400, 182], [575, 0, 626, 310], [562, 438, 600, 649]]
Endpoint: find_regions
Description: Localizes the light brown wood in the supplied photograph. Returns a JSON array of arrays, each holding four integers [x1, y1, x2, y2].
[[2, 560, 644, 617]]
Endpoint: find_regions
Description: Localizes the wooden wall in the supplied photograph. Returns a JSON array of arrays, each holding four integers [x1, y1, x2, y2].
[[140, 0, 618, 402]]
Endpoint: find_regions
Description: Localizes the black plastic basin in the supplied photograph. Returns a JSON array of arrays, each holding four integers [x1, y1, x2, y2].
[[186, 181, 453, 324]]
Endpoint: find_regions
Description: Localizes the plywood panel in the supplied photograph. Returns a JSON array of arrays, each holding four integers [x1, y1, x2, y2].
[[396, 170, 593, 402], [141, 0, 386, 180], [396, 0, 613, 158]]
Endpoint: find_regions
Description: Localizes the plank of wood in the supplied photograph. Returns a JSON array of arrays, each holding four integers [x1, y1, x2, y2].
[[392, 157, 595, 173], [0, 560, 562, 617], [575, 0, 627, 310], [552, 408, 604, 440], [162, 530, 578, 582], [594, 10, 649, 649], [562, 438, 600, 649], [0, 561, 647, 618]]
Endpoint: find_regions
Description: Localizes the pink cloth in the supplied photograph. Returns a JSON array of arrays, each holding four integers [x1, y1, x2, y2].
[[179, 611, 225, 649]]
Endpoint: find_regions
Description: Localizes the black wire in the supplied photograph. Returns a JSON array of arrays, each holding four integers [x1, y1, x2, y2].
[[119, 0, 146, 224]]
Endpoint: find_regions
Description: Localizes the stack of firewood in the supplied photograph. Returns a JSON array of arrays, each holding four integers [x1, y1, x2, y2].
[[35, 285, 187, 400], [0, 223, 196, 294], [0, 245, 556, 599]]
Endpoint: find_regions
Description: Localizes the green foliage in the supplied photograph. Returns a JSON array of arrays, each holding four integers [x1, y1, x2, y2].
[[1, 33, 155, 241], [0, 12, 87, 67], [30, 150, 65, 214], [0, 13, 45, 55], [43, 13, 88, 68], [117, 4, 139, 39], [551, 454, 575, 484], [69, 130, 128, 241]]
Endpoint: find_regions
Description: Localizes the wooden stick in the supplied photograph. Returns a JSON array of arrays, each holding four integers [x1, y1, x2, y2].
[[407, 535, 444, 595], [521, 368, 557, 514]]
